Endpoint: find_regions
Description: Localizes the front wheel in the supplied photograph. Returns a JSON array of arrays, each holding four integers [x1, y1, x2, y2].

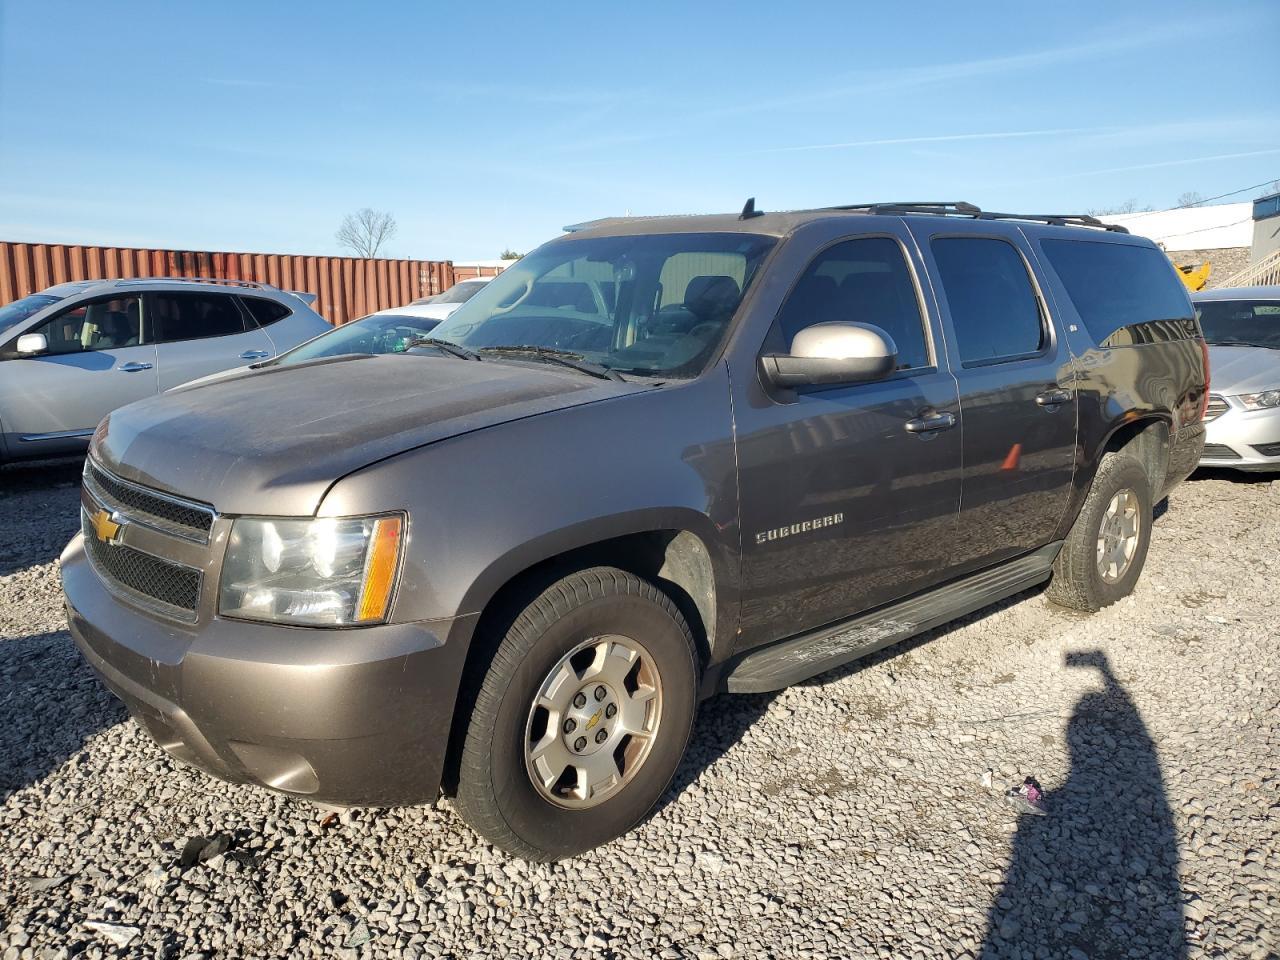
[[1047, 453, 1153, 612], [454, 567, 698, 860]]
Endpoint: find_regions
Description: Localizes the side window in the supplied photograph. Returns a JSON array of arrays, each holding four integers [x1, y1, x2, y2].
[[28, 297, 142, 354], [931, 237, 1043, 365], [240, 297, 292, 327], [150, 293, 248, 343], [1040, 239, 1193, 346], [775, 237, 930, 371]]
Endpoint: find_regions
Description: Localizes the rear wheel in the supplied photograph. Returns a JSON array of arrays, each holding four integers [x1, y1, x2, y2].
[[454, 567, 698, 860], [1047, 453, 1153, 612]]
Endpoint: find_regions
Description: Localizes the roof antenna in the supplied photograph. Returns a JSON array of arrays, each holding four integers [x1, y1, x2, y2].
[[739, 196, 763, 220]]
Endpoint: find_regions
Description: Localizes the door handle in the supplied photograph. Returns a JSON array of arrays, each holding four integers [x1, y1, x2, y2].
[[905, 411, 957, 434], [118, 362, 153, 372], [1035, 389, 1072, 407], [239, 350, 270, 360]]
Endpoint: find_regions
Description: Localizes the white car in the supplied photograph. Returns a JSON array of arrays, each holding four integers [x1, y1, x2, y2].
[[0, 277, 329, 461], [406, 277, 493, 321]]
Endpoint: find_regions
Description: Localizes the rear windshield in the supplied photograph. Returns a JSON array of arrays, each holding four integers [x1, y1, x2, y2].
[[1195, 299, 1280, 349], [432, 280, 489, 304], [0, 293, 61, 335], [430, 232, 776, 378], [1039, 240, 1193, 345]]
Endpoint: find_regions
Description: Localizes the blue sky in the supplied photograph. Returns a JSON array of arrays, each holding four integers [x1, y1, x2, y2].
[[1, 1, 1278, 261]]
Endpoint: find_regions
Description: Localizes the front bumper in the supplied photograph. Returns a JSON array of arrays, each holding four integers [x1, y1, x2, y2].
[[1201, 403, 1280, 472], [62, 533, 476, 806]]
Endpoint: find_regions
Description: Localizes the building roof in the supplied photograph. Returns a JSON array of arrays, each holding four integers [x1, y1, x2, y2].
[[1104, 202, 1253, 252]]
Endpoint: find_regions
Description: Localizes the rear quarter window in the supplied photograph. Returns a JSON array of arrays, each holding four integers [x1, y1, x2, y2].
[[241, 297, 292, 327], [1039, 240, 1193, 346]]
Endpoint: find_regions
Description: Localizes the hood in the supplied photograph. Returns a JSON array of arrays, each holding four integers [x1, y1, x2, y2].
[[1207, 345, 1280, 396], [96, 353, 643, 515]]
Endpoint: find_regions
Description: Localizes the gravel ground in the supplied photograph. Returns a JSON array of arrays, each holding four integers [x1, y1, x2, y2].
[[0, 459, 1276, 960]]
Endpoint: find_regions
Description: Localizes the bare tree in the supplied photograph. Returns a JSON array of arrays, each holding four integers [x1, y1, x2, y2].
[[1086, 199, 1155, 216], [1176, 191, 1205, 208], [336, 208, 397, 258]]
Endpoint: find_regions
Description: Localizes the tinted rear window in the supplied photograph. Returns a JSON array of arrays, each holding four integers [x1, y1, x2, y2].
[[150, 293, 248, 342], [1040, 240, 1192, 344], [931, 237, 1044, 365], [241, 297, 291, 326]]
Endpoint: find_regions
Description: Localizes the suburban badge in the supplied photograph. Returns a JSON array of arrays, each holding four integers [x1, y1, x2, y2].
[[755, 513, 844, 546]]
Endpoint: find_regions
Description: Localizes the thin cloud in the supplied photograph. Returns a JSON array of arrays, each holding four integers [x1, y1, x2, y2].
[[201, 77, 297, 90], [427, 81, 641, 108], [1056, 148, 1280, 179], [757, 127, 1108, 154], [692, 17, 1217, 123], [552, 15, 1231, 154]]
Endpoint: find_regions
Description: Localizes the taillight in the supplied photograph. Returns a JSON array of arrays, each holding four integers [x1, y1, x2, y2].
[[1198, 337, 1211, 422]]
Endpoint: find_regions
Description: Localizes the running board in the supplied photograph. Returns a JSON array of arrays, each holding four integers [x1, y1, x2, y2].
[[722, 542, 1061, 693]]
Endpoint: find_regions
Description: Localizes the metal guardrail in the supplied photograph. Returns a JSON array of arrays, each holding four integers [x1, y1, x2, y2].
[[1219, 249, 1280, 288]]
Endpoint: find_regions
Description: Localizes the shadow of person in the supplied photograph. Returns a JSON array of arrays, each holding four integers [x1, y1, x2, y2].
[[980, 649, 1186, 959]]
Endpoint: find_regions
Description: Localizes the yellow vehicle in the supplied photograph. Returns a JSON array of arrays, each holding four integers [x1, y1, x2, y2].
[[1173, 260, 1211, 291]]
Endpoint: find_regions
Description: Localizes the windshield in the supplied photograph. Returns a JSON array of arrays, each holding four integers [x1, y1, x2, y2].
[[1196, 299, 1280, 349], [430, 232, 775, 378], [432, 279, 490, 304], [273, 313, 442, 365], [0, 293, 62, 335]]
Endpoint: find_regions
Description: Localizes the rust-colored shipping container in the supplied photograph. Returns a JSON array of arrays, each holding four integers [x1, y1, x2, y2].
[[0, 241, 454, 326]]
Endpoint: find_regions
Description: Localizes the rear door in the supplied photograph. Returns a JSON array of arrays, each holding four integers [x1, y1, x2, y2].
[[147, 291, 275, 389], [913, 228, 1077, 572], [240, 294, 329, 353], [0, 294, 158, 458]]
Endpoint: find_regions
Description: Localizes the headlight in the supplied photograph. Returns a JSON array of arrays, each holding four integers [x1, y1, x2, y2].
[[1237, 390, 1280, 411], [219, 515, 404, 626]]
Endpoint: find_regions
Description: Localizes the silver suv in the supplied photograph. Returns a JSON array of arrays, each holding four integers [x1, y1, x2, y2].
[[0, 277, 329, 462]]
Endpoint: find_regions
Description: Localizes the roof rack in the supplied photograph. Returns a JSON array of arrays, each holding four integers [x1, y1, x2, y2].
[[821, 200, 1128, 233], [112, 277, 277, 290]]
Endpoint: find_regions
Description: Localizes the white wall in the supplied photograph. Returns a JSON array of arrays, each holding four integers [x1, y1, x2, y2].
[[1104, 203, 1253, 252]]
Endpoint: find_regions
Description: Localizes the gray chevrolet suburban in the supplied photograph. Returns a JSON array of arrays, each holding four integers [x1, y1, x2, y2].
[[61, 201, 1208, 860]]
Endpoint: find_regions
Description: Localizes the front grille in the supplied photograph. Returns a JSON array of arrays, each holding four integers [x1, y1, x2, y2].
[[84, 459, 214, 542], [1201, 443, 1241, 460], [1203, 395, 1229, 422], [1253, 441, 1280, 458], [82, 509, 201, 620]]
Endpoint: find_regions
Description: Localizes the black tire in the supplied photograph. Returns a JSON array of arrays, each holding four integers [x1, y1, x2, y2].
[[1047, 452, 1153, 612], [454, 567, 698, 861]]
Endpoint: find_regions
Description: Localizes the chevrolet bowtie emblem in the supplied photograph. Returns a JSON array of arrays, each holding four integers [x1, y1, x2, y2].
[[89, 508, 123, 545]]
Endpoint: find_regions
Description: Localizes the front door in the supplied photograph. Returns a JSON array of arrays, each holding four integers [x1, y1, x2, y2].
[[916, 231, 1078, 572], [0, 294, 158, 458], [147, 291, 276, 390], [735, 232, 963, 649]]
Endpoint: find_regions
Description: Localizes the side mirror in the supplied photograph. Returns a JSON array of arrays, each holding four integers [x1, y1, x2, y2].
[[15, 333, 48, 355], [760, 322, 898, 388]]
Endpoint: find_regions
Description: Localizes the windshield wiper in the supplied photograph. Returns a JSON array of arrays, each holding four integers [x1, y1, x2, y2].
[[405, 337, 482, 361], [479, 345, 625, 381]]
